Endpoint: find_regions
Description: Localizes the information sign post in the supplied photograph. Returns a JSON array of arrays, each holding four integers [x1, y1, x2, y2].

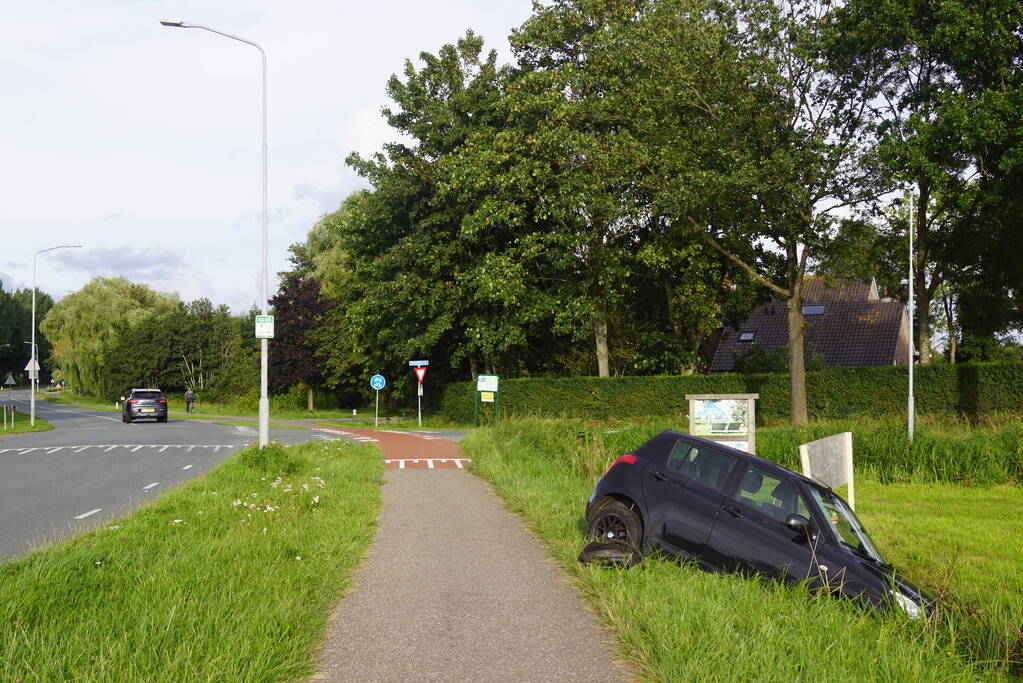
[[685, 393, 759, 454], [369, 374, 386, 427], [473, 374, 500, 426], [409, 360, 429, 427]]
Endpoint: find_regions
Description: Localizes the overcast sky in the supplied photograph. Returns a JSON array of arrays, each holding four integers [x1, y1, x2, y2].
[[0, 0, 534, 312]]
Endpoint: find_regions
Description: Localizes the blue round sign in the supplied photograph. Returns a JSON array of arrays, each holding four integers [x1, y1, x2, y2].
[[370, 374, 386, 391]]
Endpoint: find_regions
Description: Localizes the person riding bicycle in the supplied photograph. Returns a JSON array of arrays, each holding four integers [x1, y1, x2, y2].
[[184, 388, 195, 414]]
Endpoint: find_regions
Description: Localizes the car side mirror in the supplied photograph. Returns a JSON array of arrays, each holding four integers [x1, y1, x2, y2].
[[785, 513, 813, 535]]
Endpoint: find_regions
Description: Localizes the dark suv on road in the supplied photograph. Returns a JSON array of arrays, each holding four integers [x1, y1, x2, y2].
[[586, 430, 932, 617], [122, 388, 168, 423]]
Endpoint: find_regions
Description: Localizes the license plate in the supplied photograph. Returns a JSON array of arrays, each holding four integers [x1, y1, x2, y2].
[[141, 408, 155, 413]]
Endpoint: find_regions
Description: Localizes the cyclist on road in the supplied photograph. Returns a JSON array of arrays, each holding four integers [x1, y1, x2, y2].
[[184, 388, 195, 414]]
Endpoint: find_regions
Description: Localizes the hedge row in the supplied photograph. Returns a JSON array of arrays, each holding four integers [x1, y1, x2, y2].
[[438, 363, 1023, 423]]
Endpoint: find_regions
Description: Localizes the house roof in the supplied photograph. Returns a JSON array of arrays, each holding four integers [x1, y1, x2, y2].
[[710, 279, 906, 372], [800, 276, 877, 303]]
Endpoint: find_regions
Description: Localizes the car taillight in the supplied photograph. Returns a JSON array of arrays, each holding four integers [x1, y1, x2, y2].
[[128, 399, 136, 405], [604, 454, 637, 476], [158, 399, 167, 404]]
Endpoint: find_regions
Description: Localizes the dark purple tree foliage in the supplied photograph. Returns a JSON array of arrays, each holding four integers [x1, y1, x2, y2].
[[268, 273, 331, 395]]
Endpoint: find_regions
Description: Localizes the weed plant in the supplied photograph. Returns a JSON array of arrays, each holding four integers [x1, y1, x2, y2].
[[462, 418, 1022, 680], [0, 440, 382, 681]]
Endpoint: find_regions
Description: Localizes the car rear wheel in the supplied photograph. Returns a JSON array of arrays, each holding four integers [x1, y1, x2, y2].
[[587, 498, 643, 547]]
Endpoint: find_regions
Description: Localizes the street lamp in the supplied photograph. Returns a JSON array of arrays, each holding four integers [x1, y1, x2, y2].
[[31, 245, 81, 425], [160, 20, 271, 447]]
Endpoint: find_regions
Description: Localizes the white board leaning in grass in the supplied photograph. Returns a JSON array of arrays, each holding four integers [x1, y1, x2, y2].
[[799, 432, 854, 510]]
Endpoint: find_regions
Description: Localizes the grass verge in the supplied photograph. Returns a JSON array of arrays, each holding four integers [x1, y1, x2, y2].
[[0, 439, 382, 681], [0, 410, 53, 436], [461, 418, 1022, 681]]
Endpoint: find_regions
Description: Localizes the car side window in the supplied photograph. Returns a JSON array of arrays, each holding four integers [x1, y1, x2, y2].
[[665, 441, 736, 492], [735, 465, 811, 524]]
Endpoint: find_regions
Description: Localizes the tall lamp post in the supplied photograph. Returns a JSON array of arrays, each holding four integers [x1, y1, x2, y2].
[[161, 20, 271, 446], [31, 245, 81, 425]]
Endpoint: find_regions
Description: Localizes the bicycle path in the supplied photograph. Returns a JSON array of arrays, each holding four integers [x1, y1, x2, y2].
[[313, 429, 631, 682]]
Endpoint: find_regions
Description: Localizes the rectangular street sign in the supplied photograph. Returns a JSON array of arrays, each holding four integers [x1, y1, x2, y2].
[[476, 374, 499, 392], [255, 315, 274, 339], [408, 360, 429, 367]]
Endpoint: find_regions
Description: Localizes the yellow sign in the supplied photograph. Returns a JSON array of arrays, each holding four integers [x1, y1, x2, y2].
[[480, 391, 495, 403]]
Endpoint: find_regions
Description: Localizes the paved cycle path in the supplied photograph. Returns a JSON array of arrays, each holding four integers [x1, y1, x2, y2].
[[314, 429, 630, 682]]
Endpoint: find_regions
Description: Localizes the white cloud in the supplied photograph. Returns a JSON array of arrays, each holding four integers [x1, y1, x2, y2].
[[0, 0, 534, 311]]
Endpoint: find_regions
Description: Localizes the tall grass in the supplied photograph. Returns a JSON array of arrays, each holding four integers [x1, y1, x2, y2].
[[462, 418, 1022, 680], [1, 440, 382, 681]]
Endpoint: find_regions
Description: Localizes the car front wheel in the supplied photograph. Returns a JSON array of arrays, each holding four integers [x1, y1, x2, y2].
[[587, 498, 643, 548]]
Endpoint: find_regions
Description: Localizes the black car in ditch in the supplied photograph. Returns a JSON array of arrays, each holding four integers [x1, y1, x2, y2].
[[121, 388, 169, 423], [586, 430, 931, 617]]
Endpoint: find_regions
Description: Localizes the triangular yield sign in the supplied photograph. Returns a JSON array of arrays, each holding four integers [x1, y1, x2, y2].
[[413, 366, 427, 384], [3, 373, 14, 386]]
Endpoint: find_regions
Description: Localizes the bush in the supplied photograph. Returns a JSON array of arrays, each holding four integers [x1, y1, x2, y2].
[[439, 363, 1023, 424]]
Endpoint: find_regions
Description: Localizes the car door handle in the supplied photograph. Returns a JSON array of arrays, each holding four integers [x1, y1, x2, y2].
[[648, 470, 668, 482], [723, 505, 743, 519]]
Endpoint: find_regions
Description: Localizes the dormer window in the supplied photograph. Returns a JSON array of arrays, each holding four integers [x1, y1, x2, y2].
[[802, 304, 826, 315], [739, 332, 755, 342]]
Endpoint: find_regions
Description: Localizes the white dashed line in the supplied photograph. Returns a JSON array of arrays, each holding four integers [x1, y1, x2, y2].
[[182, 464, 193, 470], [131, 445, 144, 452], [74, 508, 102, 520], [142, 482, 160, 490]]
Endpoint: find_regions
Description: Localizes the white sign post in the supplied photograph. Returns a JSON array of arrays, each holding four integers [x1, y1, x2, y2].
[[370, 374, 386, 426], [254, 315, 275, 339], [409, 360, 428, 427], [799, 432, 855, 510]]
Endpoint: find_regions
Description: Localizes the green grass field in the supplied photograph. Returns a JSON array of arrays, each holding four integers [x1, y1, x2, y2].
[[0, 408, 53, 436], [0, 440, 383, 681], [461, 419, 1023, 681]]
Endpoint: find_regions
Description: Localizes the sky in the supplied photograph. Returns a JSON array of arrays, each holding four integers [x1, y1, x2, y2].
[[0, 0, 535, 313]]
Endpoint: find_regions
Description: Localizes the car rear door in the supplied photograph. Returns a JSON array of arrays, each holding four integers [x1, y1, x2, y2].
[[642, 438, 740, 561], [704, 464, 817, 581]]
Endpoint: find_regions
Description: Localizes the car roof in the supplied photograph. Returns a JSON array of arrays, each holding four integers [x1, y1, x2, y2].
[[646, 429, 825, 490], [131, 388, 162, 392]]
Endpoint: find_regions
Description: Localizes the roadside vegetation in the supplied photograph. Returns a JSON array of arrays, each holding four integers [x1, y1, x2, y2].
[[0, 409, 52, 436], [461, 418, 1023, 680], [0, 440, 382, 681]]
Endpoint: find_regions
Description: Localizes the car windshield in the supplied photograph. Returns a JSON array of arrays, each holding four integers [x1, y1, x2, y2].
[[133, 392, 162, 400], [809, 488, 886, 566]]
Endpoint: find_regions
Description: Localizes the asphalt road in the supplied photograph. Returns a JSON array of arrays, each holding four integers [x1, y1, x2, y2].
[[0, 391, 313, 561]]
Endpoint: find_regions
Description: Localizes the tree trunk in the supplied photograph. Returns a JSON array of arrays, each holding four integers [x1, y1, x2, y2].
[[916, 285, 932, 365], [307, 386, 314, 412], [468, 353, 479, 382], [594, 310, 610, 378], [787, 275, 808, 428]]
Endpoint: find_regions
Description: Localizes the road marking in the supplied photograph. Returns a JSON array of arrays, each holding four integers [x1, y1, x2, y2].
[[131, 445, 144, 452], [142, 482, 159, 490], [46, 446, 65, 453], [182, 464, 193, 470], [381, 458, 471, 470], [159, 445, 170, 452], [105, 445, 118, 452], [74, 508, 102, 520]]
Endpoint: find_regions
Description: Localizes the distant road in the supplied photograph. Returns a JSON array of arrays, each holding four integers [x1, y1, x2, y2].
[[0, 391, 313, 561]]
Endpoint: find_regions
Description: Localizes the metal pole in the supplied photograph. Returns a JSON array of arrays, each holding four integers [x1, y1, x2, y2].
[[161, 21, 270, 446], [375, 389, 379, 427], [31, 253, 36, 427], [908, 191, 915, 443], [31, 245, 80, 426]]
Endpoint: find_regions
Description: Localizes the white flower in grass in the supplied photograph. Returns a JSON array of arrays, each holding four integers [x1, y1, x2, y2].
[[107, 525, 120, 530], [312, 495, 320, 505], [172, 519, 185, 525], [250, 493, 258, 498], [301, 483, 309, 492], [232, 499, 242, 506], [295, 556, 301, 561], [262, 527, 267, 534], [197, 511, 205, 515]]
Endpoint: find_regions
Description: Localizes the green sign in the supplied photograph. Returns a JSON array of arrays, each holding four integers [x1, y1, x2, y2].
[[254, 315, 274, 339]]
